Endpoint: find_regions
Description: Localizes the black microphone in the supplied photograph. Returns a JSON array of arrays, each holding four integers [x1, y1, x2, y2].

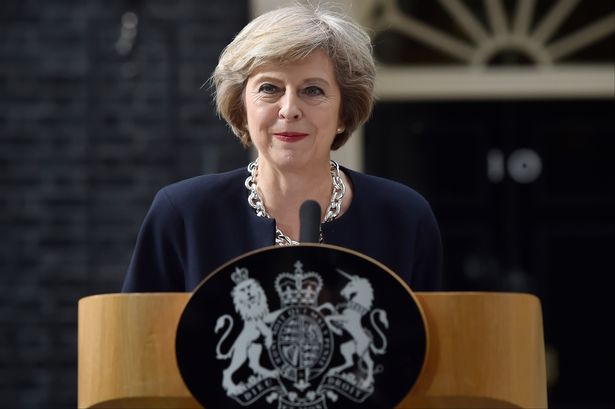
[[299, 200, 322, 243]]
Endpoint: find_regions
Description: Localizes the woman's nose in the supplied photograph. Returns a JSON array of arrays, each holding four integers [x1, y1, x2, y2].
[[278, 92, 302, 120]]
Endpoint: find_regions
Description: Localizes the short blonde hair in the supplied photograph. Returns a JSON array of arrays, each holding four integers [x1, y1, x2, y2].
[[212, 3, 375, 150]]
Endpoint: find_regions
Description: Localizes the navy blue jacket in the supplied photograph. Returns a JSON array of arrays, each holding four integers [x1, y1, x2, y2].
[[122, 167, 442, 292]]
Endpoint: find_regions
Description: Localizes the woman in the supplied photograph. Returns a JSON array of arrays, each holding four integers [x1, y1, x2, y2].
[[122, 4, 442, 292]]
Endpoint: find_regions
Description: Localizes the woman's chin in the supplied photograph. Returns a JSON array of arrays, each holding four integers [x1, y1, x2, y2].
[[262, 152, 322, 172]]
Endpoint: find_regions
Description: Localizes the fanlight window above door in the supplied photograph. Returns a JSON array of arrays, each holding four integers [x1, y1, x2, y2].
[[360, 0, 615, 99]]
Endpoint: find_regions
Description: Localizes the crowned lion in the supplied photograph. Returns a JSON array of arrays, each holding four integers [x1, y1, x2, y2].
[[215, 269, 280, 396]]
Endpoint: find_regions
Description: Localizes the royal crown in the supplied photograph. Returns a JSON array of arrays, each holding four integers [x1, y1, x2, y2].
[[231, 267, 250, 284], [275, 261, 323, 307]]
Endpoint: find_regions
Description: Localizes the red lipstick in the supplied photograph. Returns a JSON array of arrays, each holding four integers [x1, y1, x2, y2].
[[273, 132, 308, 142]]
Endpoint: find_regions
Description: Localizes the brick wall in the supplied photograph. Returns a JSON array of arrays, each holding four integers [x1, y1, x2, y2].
[[0, 1, 248, 406]]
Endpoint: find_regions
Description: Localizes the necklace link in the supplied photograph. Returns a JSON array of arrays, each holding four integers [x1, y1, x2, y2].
[[325, 161, 345, 222], [245, 158, 345, 246]]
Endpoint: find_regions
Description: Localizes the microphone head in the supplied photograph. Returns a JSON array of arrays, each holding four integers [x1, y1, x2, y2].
[[299, 200, 322, 243]]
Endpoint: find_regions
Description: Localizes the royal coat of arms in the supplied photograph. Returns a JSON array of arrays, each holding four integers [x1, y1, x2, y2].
[[214, 261, 389, 408]]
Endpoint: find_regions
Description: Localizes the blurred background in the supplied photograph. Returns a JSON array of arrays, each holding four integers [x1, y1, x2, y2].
[[1, 0, 613, 407]]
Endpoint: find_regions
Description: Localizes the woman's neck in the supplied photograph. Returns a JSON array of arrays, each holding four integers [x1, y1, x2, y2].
[[256, 159, 333, 241]]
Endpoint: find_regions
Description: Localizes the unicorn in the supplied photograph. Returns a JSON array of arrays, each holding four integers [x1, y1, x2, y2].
[[320, 269, 389, 389]]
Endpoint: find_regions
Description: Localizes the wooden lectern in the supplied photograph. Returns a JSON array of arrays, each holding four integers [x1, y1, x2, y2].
[[78, 292, 547, 408]]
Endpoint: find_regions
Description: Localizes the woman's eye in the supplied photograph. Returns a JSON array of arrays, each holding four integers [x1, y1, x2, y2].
[[303, 86, 324, 96], [258, 84, 279, 94]]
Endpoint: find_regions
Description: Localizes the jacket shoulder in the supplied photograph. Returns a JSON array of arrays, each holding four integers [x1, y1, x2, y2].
[[345, 168, 432, 212], [157, 168, 247, 211]]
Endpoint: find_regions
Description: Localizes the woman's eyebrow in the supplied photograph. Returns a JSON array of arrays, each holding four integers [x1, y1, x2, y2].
[[251, 74, 331, 87], [302, 77, 331, 87], [251, 75, 282, 83]]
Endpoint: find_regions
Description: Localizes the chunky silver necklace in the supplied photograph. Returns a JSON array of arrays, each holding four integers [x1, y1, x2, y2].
[[245, 158, 346, 246]]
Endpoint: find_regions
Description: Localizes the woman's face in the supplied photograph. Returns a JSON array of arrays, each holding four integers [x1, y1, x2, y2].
[[244, 49, 343, 172]]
